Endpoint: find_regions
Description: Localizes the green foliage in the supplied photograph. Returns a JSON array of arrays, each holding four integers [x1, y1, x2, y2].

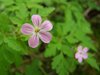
[[44, 43, 57, 57], [86, 54, 99, 71], [0, 32, 3, 45], [52, 53, 77, 75], [52, 53, 69, 75], [0, 0, 99, 75], [0, 44, 23, 74], [25, 59, 42, 75], [0, 13, 12, 32], [16, 72, 22, 75], [38, 7, 55, 17], [5, 36, 28, 53]]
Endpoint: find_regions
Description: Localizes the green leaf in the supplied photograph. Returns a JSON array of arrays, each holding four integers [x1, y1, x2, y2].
[[1, 0, 14, 6], [0, 13, 12, 32], [66, 58, 77, 72], [15, 72, 21, 75], [14, 52, 23, 67], [66, 33, 79, 44], [86, 56, 99, 71], [64, 8, 75, 34], [33, 0, 43, 3], [82, 40, 96, 51], [52, 53, 69, 75], [62, 45, 74, 57], [0, 32, 3, 45], [55, 23, 64, 36], [38, 7, 55, 17], [10, 16, 23, 25], [30, 6, 39, 15], [0, 45, 13, 75], [0, 68, 8, 75], [25, 0, 43, 3], [25, 59, 42, 75], [6, 5, 18, 12], [4, 36, 28, 54], [74, 29, 96, 51], [87, 0, 100, 10], [0, 44, 23, 65], [44, 43, 57, 57], [80, 20, 92, 34], [16, 3, 28, 19], [76, 16, 92, 34], [0, 43, 24, 74], [56, 42, 62, 50], [44, 37, 62, 57], [54, 0, 66, 4]]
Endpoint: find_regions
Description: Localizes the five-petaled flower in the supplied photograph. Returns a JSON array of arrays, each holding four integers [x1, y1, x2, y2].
[[21, 15, 53, 48], [75, 45, 88, 63]]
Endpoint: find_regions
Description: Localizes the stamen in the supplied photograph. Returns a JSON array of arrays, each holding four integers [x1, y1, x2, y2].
[[35, 27, 40, 33]]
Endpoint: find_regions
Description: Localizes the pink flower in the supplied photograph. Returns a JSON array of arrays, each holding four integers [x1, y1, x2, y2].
[[75, 45, 88, 63], [21, 15, 53, 48]]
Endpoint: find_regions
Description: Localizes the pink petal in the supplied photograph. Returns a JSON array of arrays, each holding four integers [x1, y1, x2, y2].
[[21, 23, 34, 35], [83, 47, 88, 53], [31, 15, 42, 27], [40, 20, 53, 31], [77, 45, 82, 52], [83, 53, 88, 59], [75, 53, 80, 59], [28, 35, 39, 48], [38, 31, 52, 43], [78, 57, 83, 63]]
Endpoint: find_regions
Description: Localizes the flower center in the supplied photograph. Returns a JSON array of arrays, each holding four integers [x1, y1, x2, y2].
[[79, 51, 84, 55], [35, 27, 40, 33], [80, 52, 83, 55]]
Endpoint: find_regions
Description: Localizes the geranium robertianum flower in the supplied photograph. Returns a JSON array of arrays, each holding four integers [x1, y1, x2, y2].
[[75, 45, 88, 63], [21, 15, 53, 48]]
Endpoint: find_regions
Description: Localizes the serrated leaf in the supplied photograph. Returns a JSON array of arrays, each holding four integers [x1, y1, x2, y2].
[[52, 53, 69, 75], [74, 30, 96, 51], [10, 16, 23, 25], [66, 34, 79, 44], [77, 18, 92, 34], [66, 58, 77, 72], [82, 40, 96, 51], [52, 54, 61, 69], [16, 3, 28, 19], [4, 36, 28, 54], [6, 5, 18, 12], [44, 43, 57, 57], [38, 7, 55, 17], [64, 9, 75, 35], [0, 44, 23, 65], [1, 0, 14, 6], [86, 57, 99, 71], [0, 13, 12, 32], [62, 45, 74, 57], [56, 42, 62, 50], [55, 23, 64, 36]]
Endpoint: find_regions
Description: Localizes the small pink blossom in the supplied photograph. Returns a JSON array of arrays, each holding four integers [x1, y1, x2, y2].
[[75, 45, 88, 63], [21, 15, 53, 48]]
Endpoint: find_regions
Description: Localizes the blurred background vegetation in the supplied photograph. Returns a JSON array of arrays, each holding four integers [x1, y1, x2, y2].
[[0, 0, 100, 75]]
